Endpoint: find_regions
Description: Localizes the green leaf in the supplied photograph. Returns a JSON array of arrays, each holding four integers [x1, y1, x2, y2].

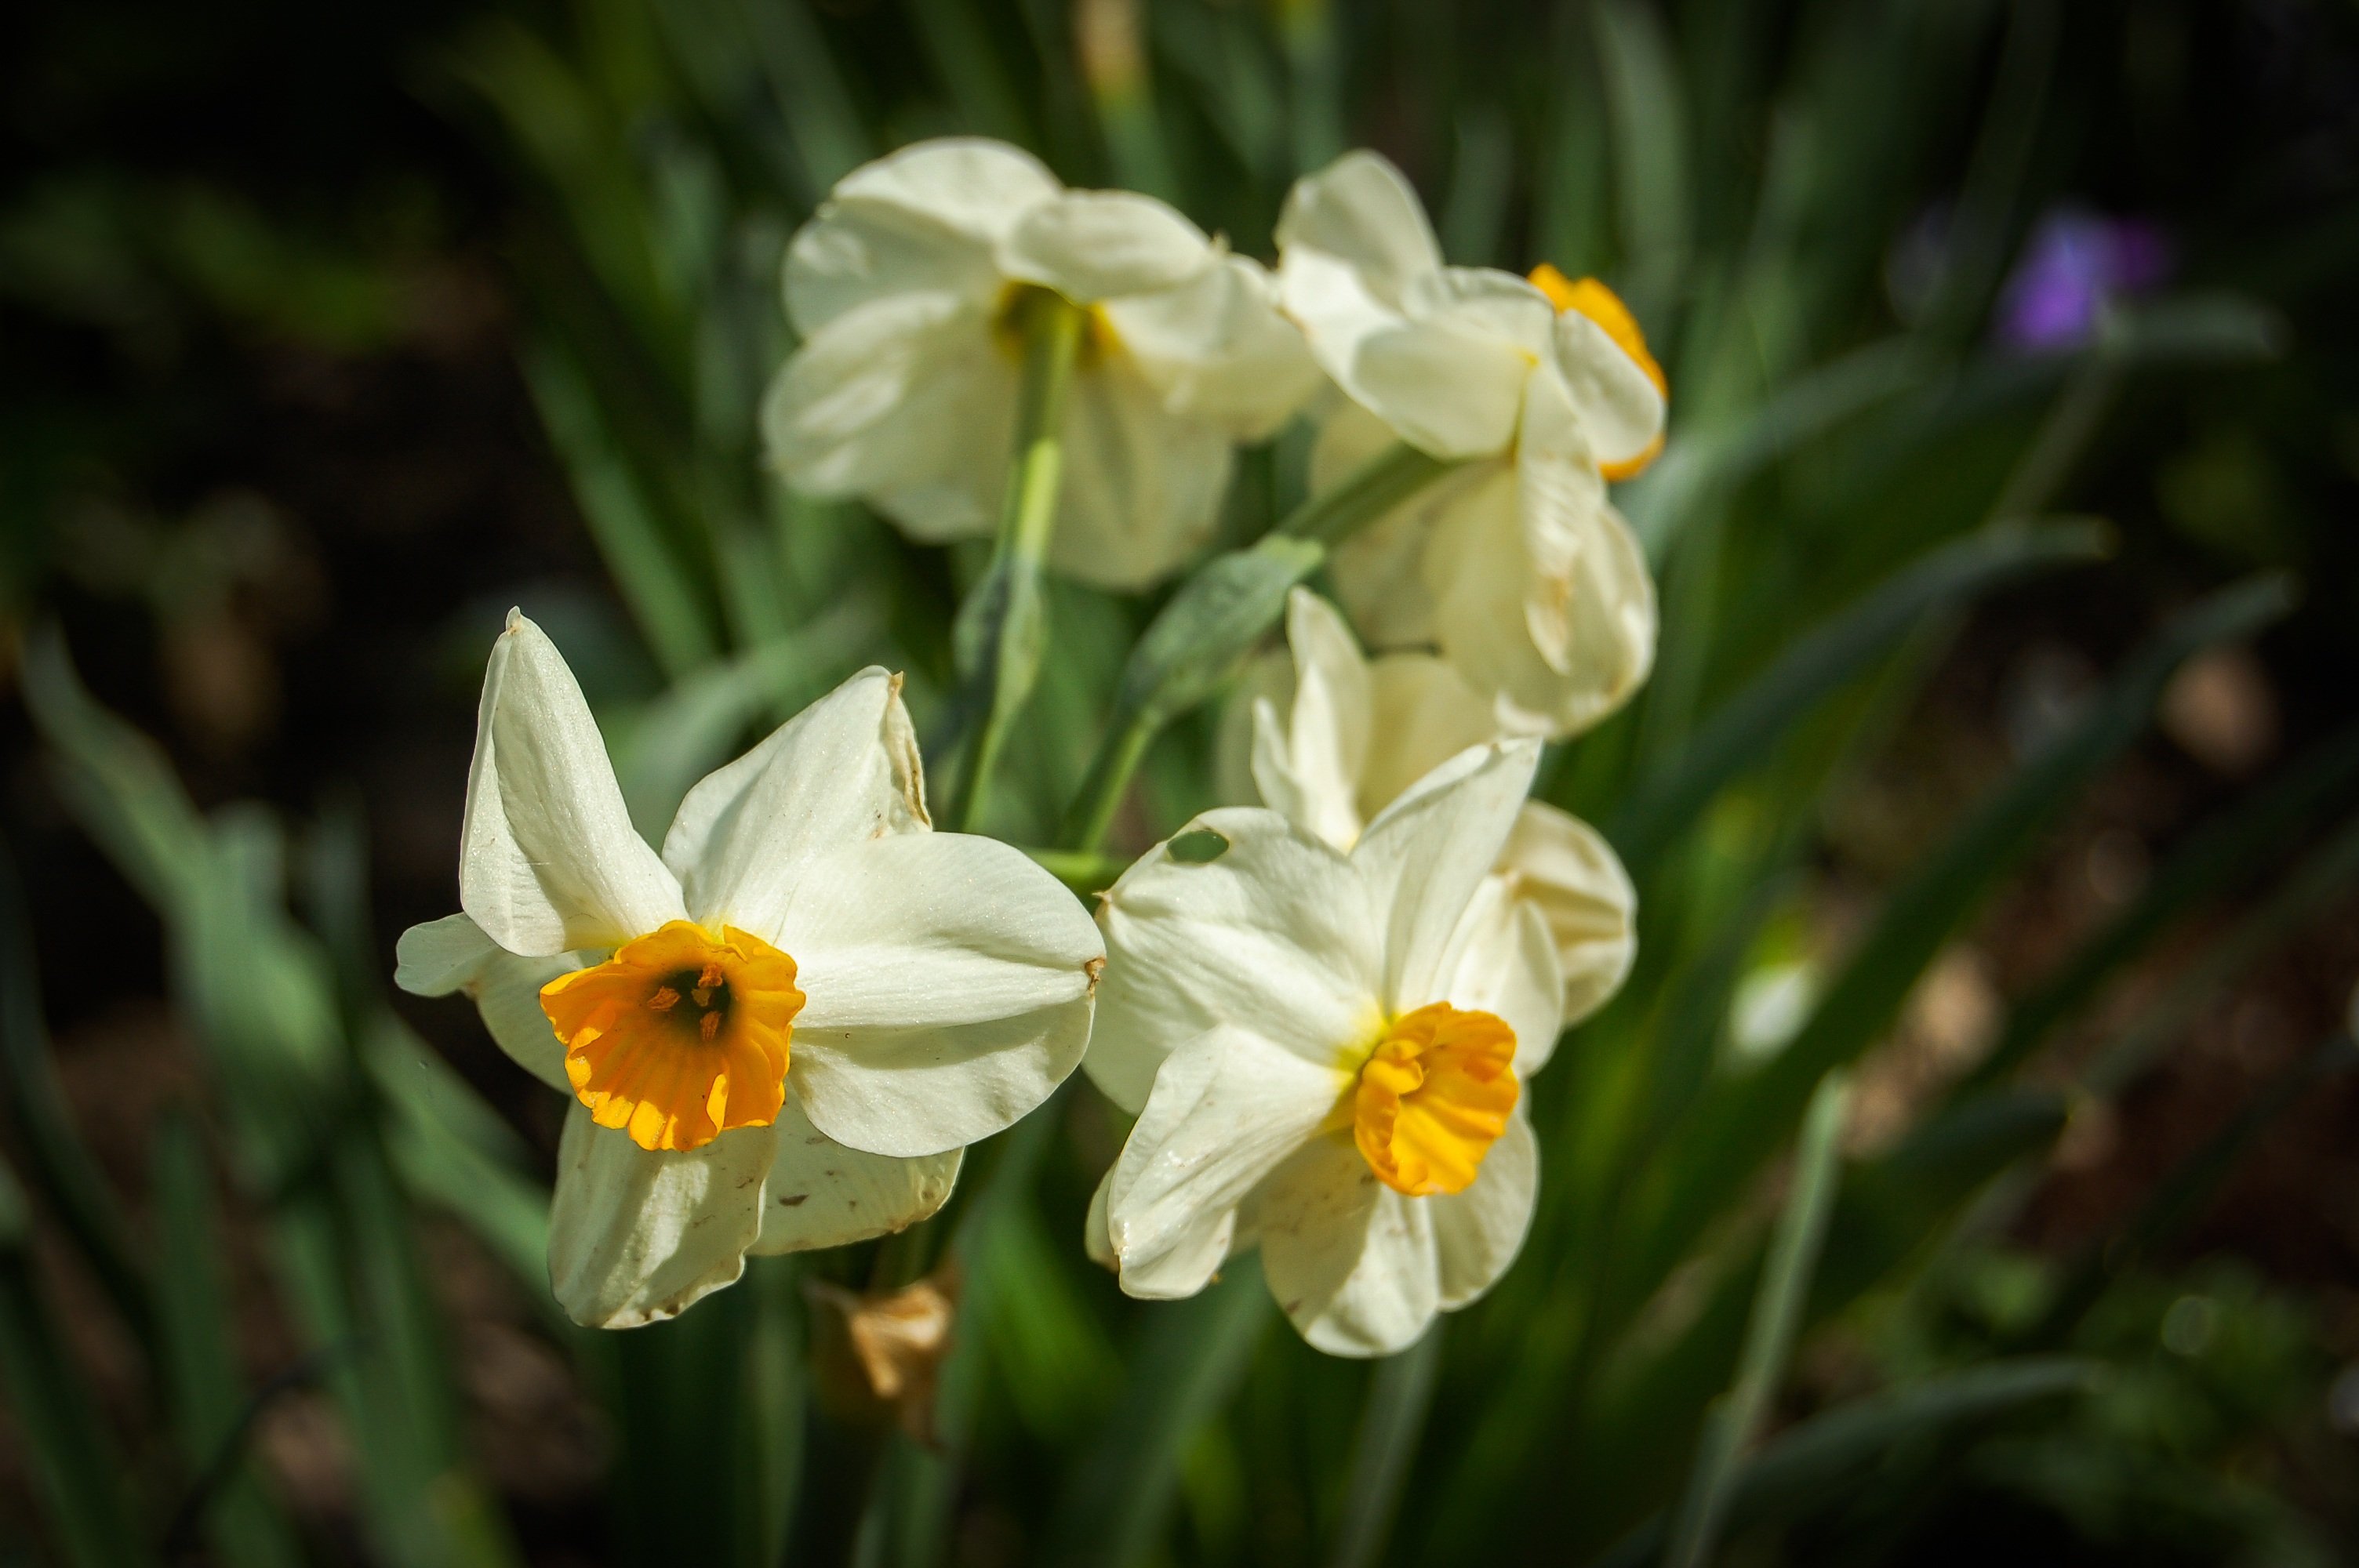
[[1329, 1323, 1445, 1568], [1663, 1072, 1848, 1568], [1592, 0, 1690, 320], [0, 1153, 151, 1568], [1040, 1260, 1273, 1568]]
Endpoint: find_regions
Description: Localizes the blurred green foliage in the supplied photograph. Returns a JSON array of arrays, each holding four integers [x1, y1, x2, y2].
[[4, 1, 2359, 1566]]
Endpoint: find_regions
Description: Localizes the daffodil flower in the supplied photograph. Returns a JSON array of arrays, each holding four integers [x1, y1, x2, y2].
[[1241, 588, 1635, 1027], [764, 137, 1320, 592], [397, 612, 1103, 1329], [1083, 740, 1561, 1356], [1275, 150, 1667, 737]]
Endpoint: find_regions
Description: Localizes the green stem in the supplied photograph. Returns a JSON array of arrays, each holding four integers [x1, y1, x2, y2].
[[1279, 441, 1454, 543], [1056, 441, 1455, 852], [943, 292, 1086, 833]]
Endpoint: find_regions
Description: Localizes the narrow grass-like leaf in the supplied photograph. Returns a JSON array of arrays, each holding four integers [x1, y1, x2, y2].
[[1041, 1261, 1273, 1568], [0, 847, 152, 1358], [1620, 577, 2289, 1317], [1595, 1358, 2097, 1568], [1971, 723, 2359, 1090], [151, 1109, 304, 1568], [1607, 521, 2111, 873], [0, 1153, 150, 1568], [1663, 1072, 1848, 1568], [522, 336, 720, 680], [1592, 0, 1690, 320], [1329, 1323, 1445, 1568]]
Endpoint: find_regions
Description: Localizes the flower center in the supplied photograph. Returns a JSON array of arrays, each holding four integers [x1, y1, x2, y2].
[[991, 281, 1118, 365], [1350, 1002, 1519, 1196], [538, 920, 805, 1152], [1525, 263, 1667, 481]]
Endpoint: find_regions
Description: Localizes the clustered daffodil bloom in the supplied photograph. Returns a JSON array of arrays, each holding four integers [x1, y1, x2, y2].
[[397, 612, 1103, 1329], [765, 137, 1321, 591], [1084, 741, 1563, 1356], [1240, 588, 1637, 1027], [1277, 151, 1667, 738]]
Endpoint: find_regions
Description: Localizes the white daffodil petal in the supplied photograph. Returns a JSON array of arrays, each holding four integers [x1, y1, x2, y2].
[[999, 190, 1212, 304], [1320, 410, 1462, 654], [1049, 359, 1233, 591], [1102, 256, 1321, 438], [1502, 802, 1637, 1027], [1430, 1110, 1538, 1308], [460, 612, 685, 956], [1351, 739, 1539, 1014], [761, 292, 1012, 538], [1404, 267, 1556, 355], [782, 833, 1100, 1031], [1275, 150, 1444, 308], [1522, 482, 1657, 733], [1255, 1135, 1441, 1358], [783, 190, 1005, 337], [1089, 807, 1384, 1114], [827, 137, 1060, 249], [1248, 589, 1371, 851], [1358, 655, 1500, 821], [546, 1105, 773, 1330], [394, 913, 581, 1091], [1553, 309, 1668, 469], [1440, 891, 1565, 1077], [1217, 653, 1292, 809], [663, 667, 925, 938], [1105, 1025, 1347, 1300], [751, 1097, 961, 1254], [1085, 1163, 1118, 1272], [1334, 314, 1535, 460], [780, 833, 1100, 1158]]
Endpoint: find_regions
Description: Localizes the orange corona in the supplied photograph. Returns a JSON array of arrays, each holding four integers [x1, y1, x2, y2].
[[1350, 1002, 1519, 1196], [539, 921, 805, 1152], [1525, 263, 1667, 481]]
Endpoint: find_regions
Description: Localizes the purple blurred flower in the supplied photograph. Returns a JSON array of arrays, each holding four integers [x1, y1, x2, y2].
[[1995, 209, 2172, 350]]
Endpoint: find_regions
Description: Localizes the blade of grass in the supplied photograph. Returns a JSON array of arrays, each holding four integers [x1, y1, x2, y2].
[[1663, 1072, 1849, 1568]]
